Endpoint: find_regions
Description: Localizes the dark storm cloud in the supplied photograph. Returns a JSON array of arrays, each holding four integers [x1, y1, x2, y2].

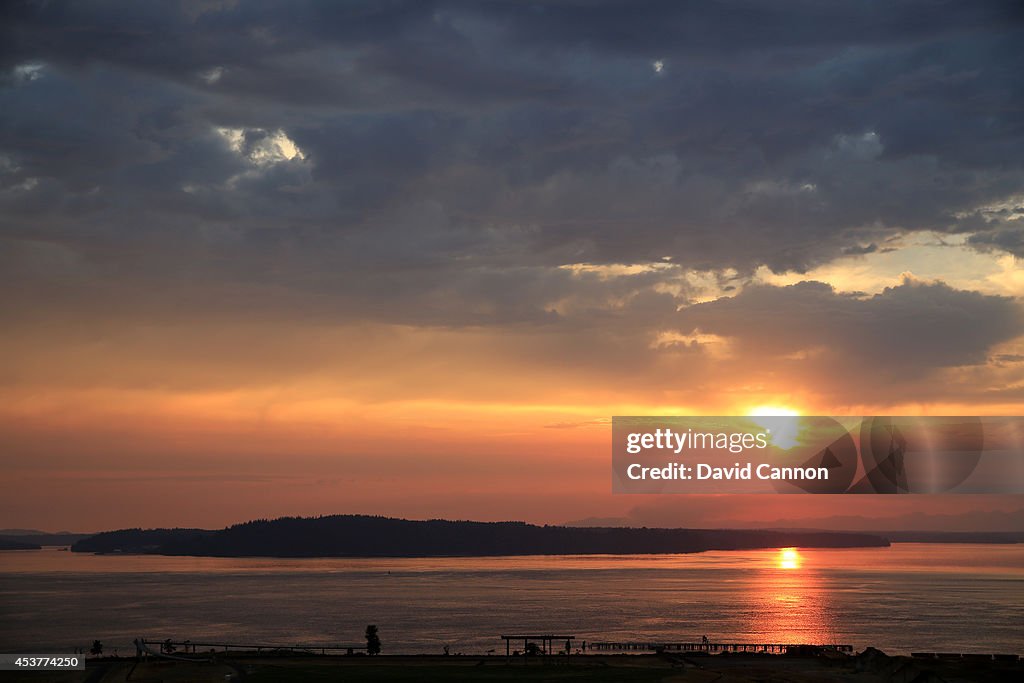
[[1, 1, 1022, 350], [677, 277, 1024, 380], [968, 227, 1024, 257]]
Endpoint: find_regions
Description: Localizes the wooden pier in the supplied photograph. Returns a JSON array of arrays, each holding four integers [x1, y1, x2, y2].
[[586, 641, 854, 654], [138, 638, 364, 656]]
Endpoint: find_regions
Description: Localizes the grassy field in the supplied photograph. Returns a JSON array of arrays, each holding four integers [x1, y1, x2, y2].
[[244, 656, 679, 683]]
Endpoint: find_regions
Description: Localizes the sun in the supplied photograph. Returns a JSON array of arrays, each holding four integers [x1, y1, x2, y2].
[[747, 405, 801, 417], [779, 547, 801, 570], [747, 406, 803, 449]]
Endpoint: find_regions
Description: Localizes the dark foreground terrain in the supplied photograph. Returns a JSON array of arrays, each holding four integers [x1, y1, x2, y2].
[[5, 651, 1019, 683]]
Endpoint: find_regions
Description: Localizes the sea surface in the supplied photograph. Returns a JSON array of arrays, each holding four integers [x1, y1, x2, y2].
[[0, 544, 1021, 656]]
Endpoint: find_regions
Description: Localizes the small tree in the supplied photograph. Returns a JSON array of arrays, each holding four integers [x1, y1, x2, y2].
[[90, 640, 103, 656], [365, 625, 381, 656]]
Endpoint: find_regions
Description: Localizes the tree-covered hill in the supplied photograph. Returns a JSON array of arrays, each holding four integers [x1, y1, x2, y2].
[[72, 515, 889, 557]]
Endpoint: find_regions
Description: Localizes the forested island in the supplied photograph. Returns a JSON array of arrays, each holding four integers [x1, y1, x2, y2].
[[71, 515, 889, 557]]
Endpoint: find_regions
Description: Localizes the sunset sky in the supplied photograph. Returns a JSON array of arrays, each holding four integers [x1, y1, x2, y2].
[[2, 1, 1023, 531]]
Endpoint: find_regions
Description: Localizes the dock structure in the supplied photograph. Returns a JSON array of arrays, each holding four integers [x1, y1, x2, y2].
[[138, 639, 365, 656], [500, 634, 575, 661], [586, 641, 854, 655], [913, 653, 1021, 663]]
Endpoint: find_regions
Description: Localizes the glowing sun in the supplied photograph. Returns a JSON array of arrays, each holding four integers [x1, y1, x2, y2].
[[748, 405, 801, 417]]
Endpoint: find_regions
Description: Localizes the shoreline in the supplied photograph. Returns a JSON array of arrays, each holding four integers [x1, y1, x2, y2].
[[62, 538, 1021, 560], [4, 651, 1020, 683]]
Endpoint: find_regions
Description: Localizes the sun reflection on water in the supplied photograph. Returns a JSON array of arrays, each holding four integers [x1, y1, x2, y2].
[[738, 548, 836, 645], [779, 547, 801, 570]]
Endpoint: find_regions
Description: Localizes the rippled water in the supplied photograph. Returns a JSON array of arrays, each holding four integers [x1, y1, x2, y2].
[[0, 544, 1021, 655]]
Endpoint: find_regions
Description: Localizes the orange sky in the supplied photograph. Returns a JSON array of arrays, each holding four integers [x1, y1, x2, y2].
[[1, 308, 1022, 530], [3, 3, 1023, 531]]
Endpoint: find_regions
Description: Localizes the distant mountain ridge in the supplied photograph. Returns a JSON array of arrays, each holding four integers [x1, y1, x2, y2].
[[0, 532, 92, 546], [71, 514, 889, 557], [566, 508, 1024, 534]]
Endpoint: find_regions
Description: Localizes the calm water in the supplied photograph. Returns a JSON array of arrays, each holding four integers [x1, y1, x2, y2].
[[0, 544, 1021, 656]]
